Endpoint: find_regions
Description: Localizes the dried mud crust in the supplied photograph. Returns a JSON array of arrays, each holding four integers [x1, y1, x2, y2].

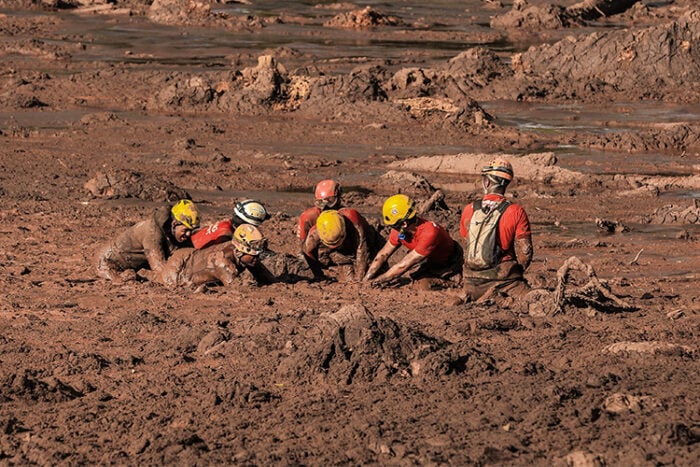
[[1, 0, 700, 465]]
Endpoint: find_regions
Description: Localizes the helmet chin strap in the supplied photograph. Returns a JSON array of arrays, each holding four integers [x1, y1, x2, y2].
[[481, 177, 490, 194]]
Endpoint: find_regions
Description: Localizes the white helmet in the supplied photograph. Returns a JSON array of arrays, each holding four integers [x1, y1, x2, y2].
[[233, 199, 269, 226]]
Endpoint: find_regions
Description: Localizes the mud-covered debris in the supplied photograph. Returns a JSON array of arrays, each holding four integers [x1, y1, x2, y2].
[[595, 218, 629, 233], [491, 0, 639, 31], [523, 256, 637, 316], [240, 55, 288, 105], [559, 450, 605, 467], [6, 371, 83, 402], [324, 6, 403, 30], [581, 123, 700, 154], [197, 328, 231, 355], [151, 75, 219, 110], [278, 303, 493, 384], [491, 2, 569, 31], [603, 341, 696, 357], [84, 170, 190, 201], [380, 170, 436, 198], [642, 201, 700, 224], [257, 251, 315, 283], [603, 393, 656, 414], [510, 10, 700, 100], [147, 0, 266, 29]]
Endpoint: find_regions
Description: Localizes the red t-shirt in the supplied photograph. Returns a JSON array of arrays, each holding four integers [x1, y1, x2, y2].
[[298, 206, 321, 241], [305, 208, 368, 257], [388, 217, 455, 265], [459, 194, 531, 263]]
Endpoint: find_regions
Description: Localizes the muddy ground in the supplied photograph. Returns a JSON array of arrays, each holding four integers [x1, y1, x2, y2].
[[1, 0, 699, 465]]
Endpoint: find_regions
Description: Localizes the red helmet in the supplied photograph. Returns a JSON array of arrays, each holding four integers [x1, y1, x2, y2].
[[314, 179, 341, 209]]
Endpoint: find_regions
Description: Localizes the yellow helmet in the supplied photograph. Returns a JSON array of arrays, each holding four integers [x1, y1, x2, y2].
[[382, 194, 416, 226], [171, 199, 200, 230], [232, 224, 266, 256], [316, 210, 346, 248]]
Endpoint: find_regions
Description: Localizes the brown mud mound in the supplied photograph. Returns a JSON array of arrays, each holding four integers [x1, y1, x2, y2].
[[491, 0, 639, 31], [508, 9, 700, 102], [279, 303, 496, 384], [389, 152, 585, 186], [84, 170, 189, 201], [580, 123, 700, 154], [324, 6, 404, 30], [147, 0, 268, 29]]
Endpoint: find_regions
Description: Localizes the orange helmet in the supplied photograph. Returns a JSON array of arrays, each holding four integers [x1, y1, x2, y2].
[[481, 158, 514, 185], [314, 179, 341, 209], [316, 210, 346, 248]]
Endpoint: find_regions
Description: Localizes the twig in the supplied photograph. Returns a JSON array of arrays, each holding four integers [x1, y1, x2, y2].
[[629, 248, 644, 266]]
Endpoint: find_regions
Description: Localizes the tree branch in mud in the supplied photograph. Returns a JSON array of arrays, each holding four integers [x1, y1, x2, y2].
[[553, 256, 636, 314]]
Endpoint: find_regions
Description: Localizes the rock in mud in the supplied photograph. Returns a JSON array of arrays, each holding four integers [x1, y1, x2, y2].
[[603, 341, 696, 356]]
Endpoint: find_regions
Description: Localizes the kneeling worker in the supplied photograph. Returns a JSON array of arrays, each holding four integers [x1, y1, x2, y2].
[[303, 208, 382, 282], [460, 158, 533, 301], [95, 199, 200, 283], [363, 194, 462, 287], [192, 199, 270, 250], [158, 224, 273, 289]]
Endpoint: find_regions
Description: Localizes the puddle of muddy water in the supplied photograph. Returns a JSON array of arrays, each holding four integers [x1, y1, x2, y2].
[[21, 1, 506, 70], [6, 4, 700, 174], [535, 221, 700, 279], [483, 101, 700, 133]]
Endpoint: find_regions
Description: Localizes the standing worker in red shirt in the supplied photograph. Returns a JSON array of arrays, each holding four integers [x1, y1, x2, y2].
[[303, 208, 382, 282], [297, 179, 343, 247], [460, 158, 533, 301], [363, 194, 462, 287]]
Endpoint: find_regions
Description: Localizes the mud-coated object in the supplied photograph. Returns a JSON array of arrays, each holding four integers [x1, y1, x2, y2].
[[382, 194, 416, 226], [465, 199, 511, 270], [233, 199, 268, 226], [170, 199, 200, 229], [232, 224, 266, 256], [191, 220, 234, 250], [316, 210, 346, 247], [481, 158, 514, 184]]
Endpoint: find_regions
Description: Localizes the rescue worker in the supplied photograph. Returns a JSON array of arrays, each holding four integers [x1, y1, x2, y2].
[[192, 199, 270, 250], [303, 208, 382, 282], [95, 199, 200, 282], [363, 194, 462, 287], [157, 224, 274, 289], [459, 158, 533, 301], [297, 179, 342, 246]]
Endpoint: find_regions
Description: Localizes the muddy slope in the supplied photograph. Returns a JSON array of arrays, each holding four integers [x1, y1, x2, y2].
[[0, 0, 699, 465]]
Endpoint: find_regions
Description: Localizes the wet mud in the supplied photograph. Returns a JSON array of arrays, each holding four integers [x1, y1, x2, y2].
[[1, 0, 699, 464]]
